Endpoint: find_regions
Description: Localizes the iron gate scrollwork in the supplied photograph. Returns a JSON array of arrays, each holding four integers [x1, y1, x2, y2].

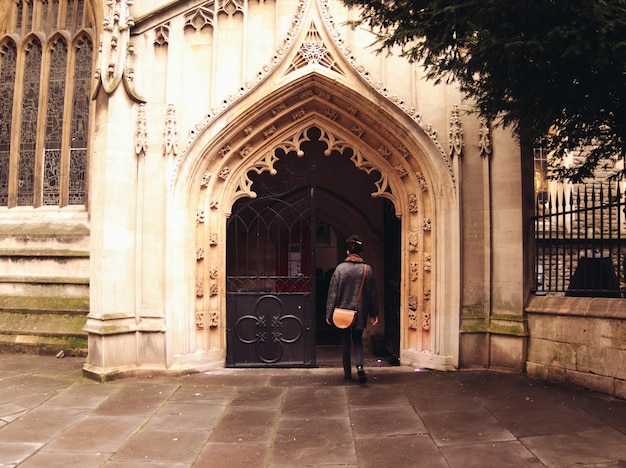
[[229, 294, 308, 364], [226, 146, 318, 367]]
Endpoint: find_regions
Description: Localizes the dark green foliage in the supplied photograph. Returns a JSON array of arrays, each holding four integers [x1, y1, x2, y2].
[[343, 0, 626, 181]]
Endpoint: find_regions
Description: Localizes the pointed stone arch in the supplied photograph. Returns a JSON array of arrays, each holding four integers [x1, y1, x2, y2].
[[165, 71, 460, 371]]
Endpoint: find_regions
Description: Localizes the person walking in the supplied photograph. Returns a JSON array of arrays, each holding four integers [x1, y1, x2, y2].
[[326, 234, 379, 383]]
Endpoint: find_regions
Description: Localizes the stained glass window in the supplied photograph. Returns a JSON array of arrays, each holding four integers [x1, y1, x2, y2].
[[69, 36, 91, 205], [17, 40, 41, 206], [49, 1, 59, 31], [0, 0, 92, 208], [16, 2, 23, 30], [43, 38, 67, 206], [25, 2, 33, 32], [76, 0, 84, 29], [66, 0, 75, 31], [41, 2, 49, 28], [0, 42, 17, 206]]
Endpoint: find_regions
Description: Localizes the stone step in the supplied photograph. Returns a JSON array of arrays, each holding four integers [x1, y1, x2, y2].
[[0, 294, 89, 314], [0, 309, 88, 356], [0, 222, 90, 356], [0, 216, 90, 356], [0, 220, 89, 251], [0, 276, 89, 297], [0, 286, 89, 356], [0, 291, 89, 355], [0, 255, 89, 278]]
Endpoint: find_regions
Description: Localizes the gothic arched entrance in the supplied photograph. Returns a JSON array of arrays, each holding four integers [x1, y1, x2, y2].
[[165, 71, 460, 373], [224, 126, 394, 366]]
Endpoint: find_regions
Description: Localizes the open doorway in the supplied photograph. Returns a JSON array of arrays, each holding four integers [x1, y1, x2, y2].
[[225, 126, 399, 367], [315, 214, 401, 367]]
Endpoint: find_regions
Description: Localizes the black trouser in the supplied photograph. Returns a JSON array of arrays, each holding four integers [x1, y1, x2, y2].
[[341, 327, 364, 376]]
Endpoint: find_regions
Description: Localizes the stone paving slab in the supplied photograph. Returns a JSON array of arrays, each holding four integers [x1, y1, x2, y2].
[[111, 428, 212, 465], [195, 441, 270, 468], [271, 416, 356, 466], [350, 406, 427, 437], [0, 353, 625, 467], [43, 414, 148, 453], [440, 440, 545, 468], [209, 406, 278, 444], [146, 402, 225, 431], [355, 434, 447, 468], [282, 386, 348, 418], [18, 451, 112, 468]]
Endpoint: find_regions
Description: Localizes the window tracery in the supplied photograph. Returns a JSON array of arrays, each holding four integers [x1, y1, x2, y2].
[[154, 23, 170, 46], [289, 24, 342, 74], [17, 39, 41, 206], [218, 0, 244, 18], [448, 104, 463, 158], [184, 6, 215, 32], [43, 37, 67, 206], [69, 35, 92, 205], [0, 0, 94, 208], [0, 42, 17, 206]]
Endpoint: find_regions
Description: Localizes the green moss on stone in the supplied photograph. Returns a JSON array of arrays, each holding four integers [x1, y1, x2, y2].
[[0, 294, 89, 312], [460, 323, 489, 333]]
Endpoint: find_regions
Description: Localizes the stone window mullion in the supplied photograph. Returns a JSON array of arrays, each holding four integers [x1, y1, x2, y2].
[[33, 35, 54, 208], [58, 35, 75, 207]]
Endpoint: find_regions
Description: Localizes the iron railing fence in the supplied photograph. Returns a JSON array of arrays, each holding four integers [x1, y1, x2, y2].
[[533, 181, 625, 297]]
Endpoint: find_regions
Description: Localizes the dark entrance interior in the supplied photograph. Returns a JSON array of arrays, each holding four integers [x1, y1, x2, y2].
[[225, 126, 400, 367]]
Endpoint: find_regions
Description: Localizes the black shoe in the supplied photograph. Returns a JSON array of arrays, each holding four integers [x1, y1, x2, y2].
[[357, 365, 367, 384], [344, 374, 353, 382]]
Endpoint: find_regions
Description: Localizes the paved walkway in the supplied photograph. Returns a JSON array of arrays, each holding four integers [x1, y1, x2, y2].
[[0, 352, 625, 467]]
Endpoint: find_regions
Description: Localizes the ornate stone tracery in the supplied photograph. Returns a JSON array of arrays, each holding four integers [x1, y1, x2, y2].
[[95, 0, 144, 102], [163, 104, 179, 157], [449, 105, 464, 158], [218, 0, 244, 17], [479, 118, 492, 158], [154, 23, 170, 46], [135, 103, 147, 156], [184, 5, 215, 31], [172, 0, 454, 188], [290, 23, 342, 74]]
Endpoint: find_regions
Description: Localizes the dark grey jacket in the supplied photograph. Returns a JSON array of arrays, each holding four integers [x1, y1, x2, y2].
[[326, 258, 379, 330]]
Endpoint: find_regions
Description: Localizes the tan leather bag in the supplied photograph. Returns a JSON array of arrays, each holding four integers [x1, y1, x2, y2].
[[332, 265, 367, 329], [332, 308, 357, 329]]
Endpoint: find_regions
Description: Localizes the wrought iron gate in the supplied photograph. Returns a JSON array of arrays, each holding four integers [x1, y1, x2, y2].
[[225, 155, 317, 367], [533, 181, 624, 297]]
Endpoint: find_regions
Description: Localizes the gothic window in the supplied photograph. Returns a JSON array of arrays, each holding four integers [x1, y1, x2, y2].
[[69, 36, 92, 205], [17, 39, 41, 206], [0, 0, 95, 208], [43, 37, 67, 206], [0, 42, 17, 206]]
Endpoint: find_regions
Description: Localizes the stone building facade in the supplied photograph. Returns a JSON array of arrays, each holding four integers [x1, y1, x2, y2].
[[1, 0, 536, 381]]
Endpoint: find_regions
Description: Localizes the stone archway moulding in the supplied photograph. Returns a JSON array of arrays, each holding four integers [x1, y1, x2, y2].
[[164, 72, 460, 372], [161, 0, 460, 372]]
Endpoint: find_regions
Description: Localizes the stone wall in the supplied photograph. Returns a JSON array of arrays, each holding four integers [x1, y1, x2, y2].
[[525, 295, 626, 398]]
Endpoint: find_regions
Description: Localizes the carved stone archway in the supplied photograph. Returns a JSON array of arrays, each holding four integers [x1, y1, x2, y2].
[[165, 72, 460, 371]]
